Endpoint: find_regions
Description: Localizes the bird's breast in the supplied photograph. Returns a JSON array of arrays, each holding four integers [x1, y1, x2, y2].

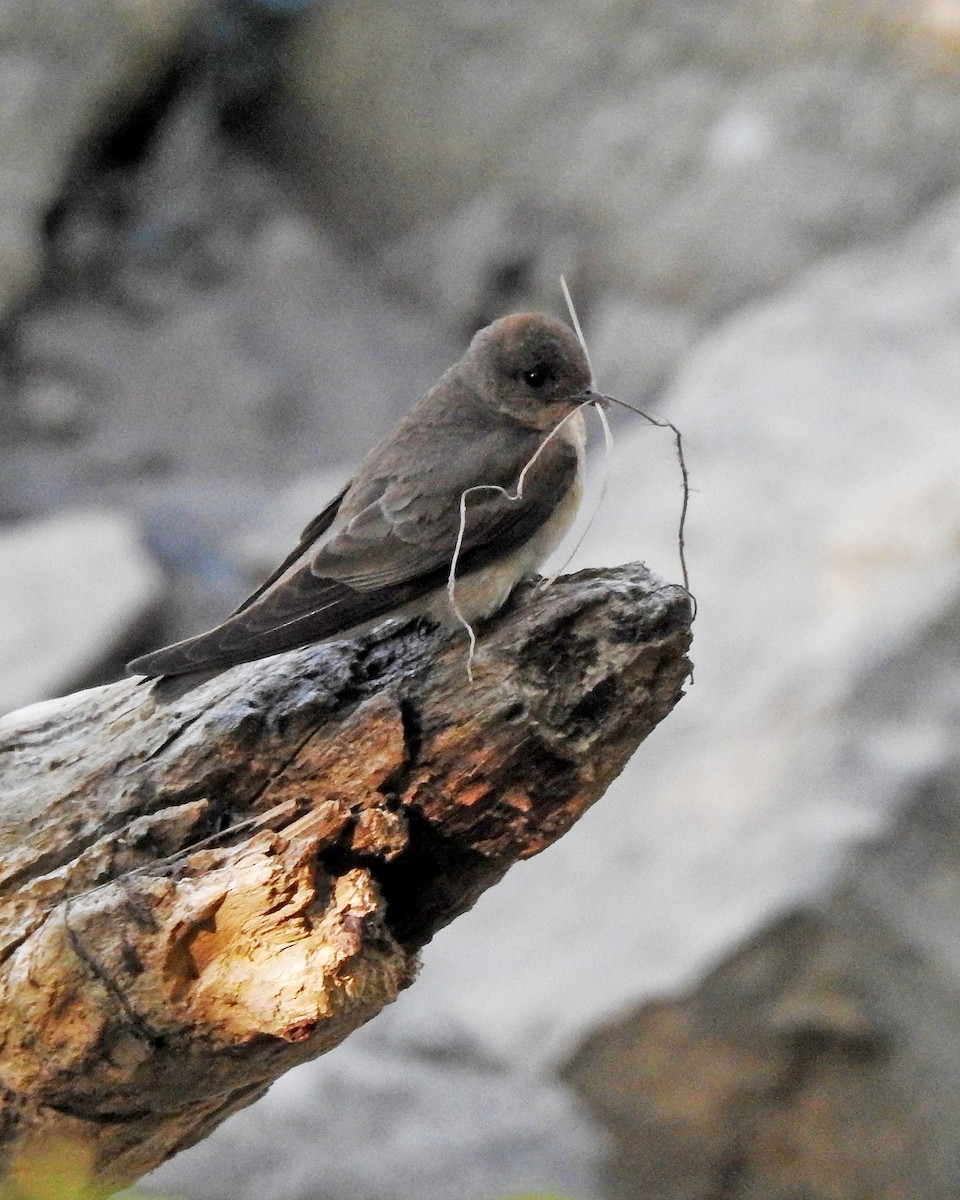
[[431, 407, 587, 626]]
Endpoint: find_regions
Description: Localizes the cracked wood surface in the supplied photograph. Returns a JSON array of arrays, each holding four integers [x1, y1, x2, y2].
[[0, 563, 692, 1189]]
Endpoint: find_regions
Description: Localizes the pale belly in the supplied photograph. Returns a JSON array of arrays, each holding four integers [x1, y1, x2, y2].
[[315, 409, 587, 640], [412, 407, 587, 628]]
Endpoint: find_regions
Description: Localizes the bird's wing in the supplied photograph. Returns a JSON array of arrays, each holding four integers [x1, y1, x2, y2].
[[312, 429, 575, 588], [127, 432, 577, 676], [227, 485, 349, 616]]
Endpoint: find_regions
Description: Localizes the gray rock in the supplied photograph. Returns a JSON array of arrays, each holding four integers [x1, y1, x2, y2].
[[0, 0, 201, 316], [32, 232, 409, 473], [565, 891, 960, 1198], [140, 1010, 606, 1200], [225, 468, 354, 578], [0, 509, 163, 714], [564, 753, 960, 1196], [285, 0, 960, 345], [379, 185, 960, 1070], [9, 148, 456, 510], [586, 293, 698, 401], [380, 192, 593, 333]]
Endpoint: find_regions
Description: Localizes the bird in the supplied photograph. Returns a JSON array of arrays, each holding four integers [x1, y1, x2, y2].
[[127, 311, 598, 677]]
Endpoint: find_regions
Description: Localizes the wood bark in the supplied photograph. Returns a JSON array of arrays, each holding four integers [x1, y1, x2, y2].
[[0, 563, 692, 1191]]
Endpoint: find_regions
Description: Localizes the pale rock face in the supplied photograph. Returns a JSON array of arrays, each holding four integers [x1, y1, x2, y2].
[[287, 0, 960, 335], [393, 188, 960, 1067], [143, 1010, 608, 1200], [0, 0, 201, 317], [0, 510, 163, 714]]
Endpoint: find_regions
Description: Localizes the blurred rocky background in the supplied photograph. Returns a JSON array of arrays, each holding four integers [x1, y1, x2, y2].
[[2, 0, 960, 1197]]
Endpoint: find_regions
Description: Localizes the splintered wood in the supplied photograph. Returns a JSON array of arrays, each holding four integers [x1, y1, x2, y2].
[[0, 562, 692, 1189]]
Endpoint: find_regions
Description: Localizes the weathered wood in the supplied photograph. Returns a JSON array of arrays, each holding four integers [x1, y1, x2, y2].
[[0, 563, 692, 1190]]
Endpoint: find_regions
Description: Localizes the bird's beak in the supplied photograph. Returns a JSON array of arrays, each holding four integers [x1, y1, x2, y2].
[[579, 388, 608, 409]]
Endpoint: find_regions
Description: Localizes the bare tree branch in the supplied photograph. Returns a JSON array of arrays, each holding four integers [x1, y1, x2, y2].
[[0, 563, 692, 1190]]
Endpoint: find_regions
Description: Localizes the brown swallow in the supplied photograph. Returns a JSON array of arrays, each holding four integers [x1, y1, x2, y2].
[[127, 312, 597, 677]]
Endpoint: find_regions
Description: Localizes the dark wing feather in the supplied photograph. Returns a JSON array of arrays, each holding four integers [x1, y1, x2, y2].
[[127, 431, 578, 677], [312, 427, 576, 588], [227, 485, 349, 617]]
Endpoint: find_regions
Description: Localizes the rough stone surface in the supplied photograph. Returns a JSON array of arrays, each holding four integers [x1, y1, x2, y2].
[[286, 0, 960, 341], [142, 1011, 607, 1200], [388, 185, 960, 1070], [566, 762, 960, 1198], [566, 910, 960, 1198], [0, 509, 163, 715], [8, 144, 453, 510], [0, 0, 201, 317]]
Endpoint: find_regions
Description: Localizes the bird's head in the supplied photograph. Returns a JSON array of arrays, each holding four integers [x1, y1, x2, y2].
[[461, 312, 596, 431]]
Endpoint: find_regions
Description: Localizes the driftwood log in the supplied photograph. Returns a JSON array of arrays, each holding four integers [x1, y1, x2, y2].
[[0, 562, 692, 1191]]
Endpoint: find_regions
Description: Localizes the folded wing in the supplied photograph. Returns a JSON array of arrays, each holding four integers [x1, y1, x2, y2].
[[127, 431, 577, 676]]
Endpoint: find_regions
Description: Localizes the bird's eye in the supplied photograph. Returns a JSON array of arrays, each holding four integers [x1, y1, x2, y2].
[[521, 364, 553, 389]]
